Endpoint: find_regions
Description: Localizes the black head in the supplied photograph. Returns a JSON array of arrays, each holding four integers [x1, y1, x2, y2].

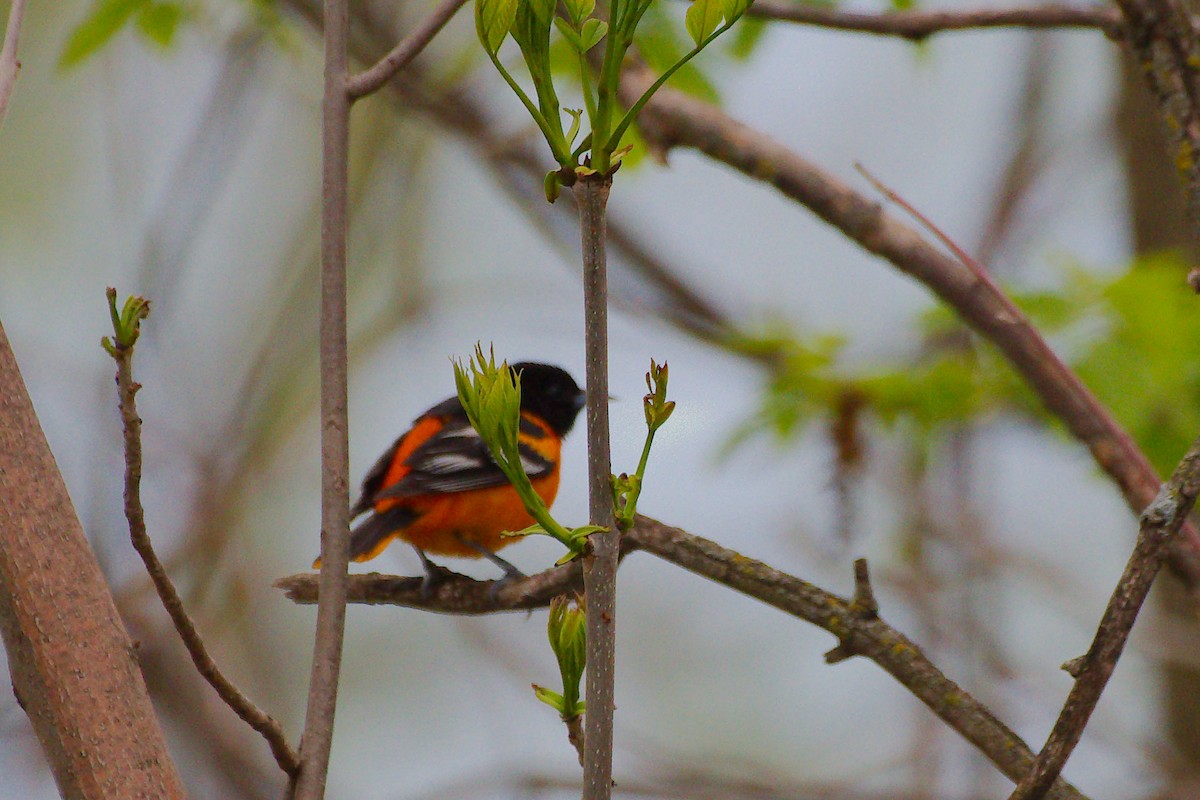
[[512, 362, 585, 437]]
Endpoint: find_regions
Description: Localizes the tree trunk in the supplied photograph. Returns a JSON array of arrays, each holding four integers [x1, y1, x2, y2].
[[0, 318, 186, 799]]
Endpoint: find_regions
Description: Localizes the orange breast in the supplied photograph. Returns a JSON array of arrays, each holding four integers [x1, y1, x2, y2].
[[399, 467, 562, 556]]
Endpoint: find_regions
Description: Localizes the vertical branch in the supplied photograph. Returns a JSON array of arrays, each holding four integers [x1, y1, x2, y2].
[[577, 174, 616, 800], [0, 0, 26, 127], [1113, 0, 1200, 230], [294, 0, 352, 795]]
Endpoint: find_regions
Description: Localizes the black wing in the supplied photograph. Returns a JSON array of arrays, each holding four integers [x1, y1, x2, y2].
[[374, 416, 554, 500], [350, 397, 465, 518]]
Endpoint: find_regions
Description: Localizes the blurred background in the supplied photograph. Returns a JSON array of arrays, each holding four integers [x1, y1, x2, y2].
[[2, 0, 1198, 797]]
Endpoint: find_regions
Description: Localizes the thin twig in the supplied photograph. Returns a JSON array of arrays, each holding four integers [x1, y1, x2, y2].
[[1008, 434, 1200, 800], [275, 517, 1087, 800], [577, 174, 618, 800], [744, 2, 1122, 41], [620, 66, 1200, 589], [0, 0, 27, 127], [294, 0, 353, 794], [109, 341, 299, 776], [345, 0, 469, 100]]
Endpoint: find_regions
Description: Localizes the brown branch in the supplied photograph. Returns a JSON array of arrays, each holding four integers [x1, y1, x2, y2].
[[276, 561, 590, 611], [345, 0, 468, 100], [620, 66, 1200, 589], [294, 0, 353, 794], [0, 327, 186, 796], [107, 310, 300, 777], [577, 174, 619, 800], [565, 713, 586, 767], [274, 517, 1087, 800], [0, 0, 26, 126], [744, 2, 1122, 41], [1008, 434, 1200, 800], [1113, 0, 1200, 232]]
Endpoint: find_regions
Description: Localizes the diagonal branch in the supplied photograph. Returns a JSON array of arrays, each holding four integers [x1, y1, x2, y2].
[[345, 0, 469, 100], [744, 2, 1122, 41], [619, 66, 1200, 589], [275, 516, 1087, 800], [108, 328, 300, 777], [1008, 433, 1200, 800]]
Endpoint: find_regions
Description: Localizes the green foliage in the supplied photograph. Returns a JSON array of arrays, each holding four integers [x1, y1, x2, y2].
[[685, 0, 727, 47], [453, 345, 601, 562], [101, 287, 151, 357], [633, 4, 720, 103], [1069, 255, 1200, 474], [741, 253, 1200, 480], [61, 0, 187, 67], [476, 0, 752, 184], [613, 360, 675, 530], [534, 595, 587, 719], [476, 0, 519, 55]]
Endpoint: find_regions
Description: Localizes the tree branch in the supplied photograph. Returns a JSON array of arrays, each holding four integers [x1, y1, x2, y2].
[[577, 174, 618, 800], [0, 0, 26, 127], [0, 319, 186, 797], [345, 0, 469, 100], [294, 0, 353, 794], [1113, 0, 1200, 231], [108, 321, 300, 777], [619, 66, 1200, 589], [275, 516, 1087, 800], [1008, 433, 1200, 800], [744, 2, 1122, 41]]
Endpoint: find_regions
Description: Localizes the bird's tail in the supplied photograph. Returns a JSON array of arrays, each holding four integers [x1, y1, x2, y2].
[[311, 507, 418, 569]]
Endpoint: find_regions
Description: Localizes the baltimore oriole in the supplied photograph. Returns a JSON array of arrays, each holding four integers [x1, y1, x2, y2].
[[313, 363, 585, 580]]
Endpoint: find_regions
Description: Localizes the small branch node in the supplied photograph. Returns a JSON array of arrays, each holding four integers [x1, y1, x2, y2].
[[1060, 655, 1087, 679], [849, 557, 879, 619], [823, 644, 854, 665]]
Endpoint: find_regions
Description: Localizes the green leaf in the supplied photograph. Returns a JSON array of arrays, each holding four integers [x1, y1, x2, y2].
[[685, 0, 724, 46], [61, 0, 149, 68], [577, 17, 607, 51], [552, 16, 583, 50], [562, 0, 594, 24], [722, 0, 752, 25], [564, 107, 583, 147], [135, 2, 184, 48], [476, 0, 518, 54], [527, 0, 555, 26]]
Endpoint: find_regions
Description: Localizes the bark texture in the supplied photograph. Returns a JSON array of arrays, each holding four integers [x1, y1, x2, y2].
[[0, 319, 186, 799]]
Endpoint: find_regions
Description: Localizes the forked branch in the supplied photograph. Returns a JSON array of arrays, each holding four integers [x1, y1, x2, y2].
[[1009, 434, 1200, 800], [275, 516, 1087, 800]]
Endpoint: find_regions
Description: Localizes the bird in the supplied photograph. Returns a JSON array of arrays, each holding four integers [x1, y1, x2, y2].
[[313, 362, 585, 587]]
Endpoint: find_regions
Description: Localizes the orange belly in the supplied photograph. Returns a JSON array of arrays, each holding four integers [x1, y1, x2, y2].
[[390, 469, 561, 557]]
